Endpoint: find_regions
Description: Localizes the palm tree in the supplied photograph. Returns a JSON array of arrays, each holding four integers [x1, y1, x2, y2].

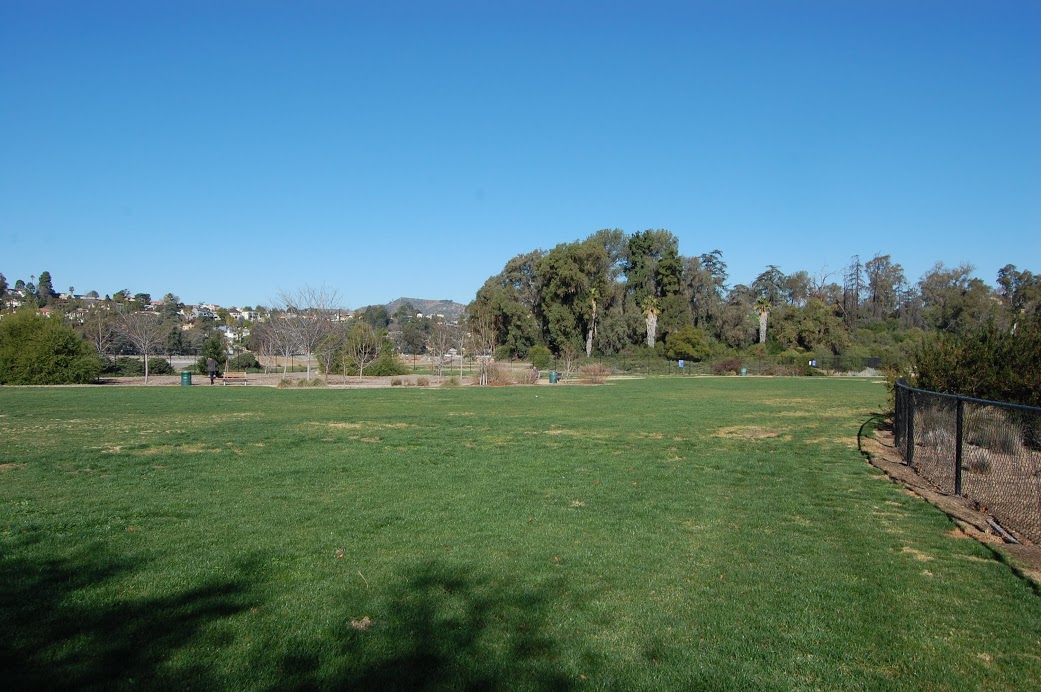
[[585, 287, 599, 357], [754, 297, 771, 344], [643, 297, 659, 348]]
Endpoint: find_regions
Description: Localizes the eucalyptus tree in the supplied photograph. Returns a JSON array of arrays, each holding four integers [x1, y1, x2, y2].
[[864, 254, 906, 322], [535, 239, 611, 355], [470, 270, 540, 359], [752, 265, 786, 305], [718, 285, 757, 348], [918, 263, 997, 333], [842, 255, 865, 329], [683, 250, 728, 331], [997, 264, 1041, 322]]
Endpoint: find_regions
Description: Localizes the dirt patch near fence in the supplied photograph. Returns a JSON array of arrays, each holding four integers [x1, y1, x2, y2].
[[862, 429, 1041, 585]]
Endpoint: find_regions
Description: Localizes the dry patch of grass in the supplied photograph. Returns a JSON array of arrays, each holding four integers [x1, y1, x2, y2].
[[0, 463, 25, 472], [804, 436, 858, 448], [901, 546, 934, 561], [317, 421, 414, 430], [713, 426, 782, 440]]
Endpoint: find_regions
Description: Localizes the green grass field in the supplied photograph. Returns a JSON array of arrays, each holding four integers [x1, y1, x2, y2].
[[2, 378, 1040, 690]]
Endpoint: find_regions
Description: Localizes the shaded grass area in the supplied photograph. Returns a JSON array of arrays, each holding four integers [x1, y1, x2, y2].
[[2, 378, 1040, 689]]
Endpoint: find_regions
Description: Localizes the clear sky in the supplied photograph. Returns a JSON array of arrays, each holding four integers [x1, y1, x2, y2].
[[2, 0, 1039, 309]]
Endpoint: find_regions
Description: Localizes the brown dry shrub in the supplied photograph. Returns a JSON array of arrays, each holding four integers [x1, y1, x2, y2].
[[487, 363, 514, 386], [578, 363, 610, 384], [712, 358, 742, 375], [518, 367, 539, 385]]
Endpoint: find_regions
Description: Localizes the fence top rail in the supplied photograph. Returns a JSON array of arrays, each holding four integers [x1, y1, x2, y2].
[[896, 380, 1041, 413]]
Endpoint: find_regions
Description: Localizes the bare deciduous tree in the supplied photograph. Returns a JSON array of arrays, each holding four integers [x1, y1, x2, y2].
[[559, 343, 579, 382], [276, 285, 340, 380], [120, 311, 168, 383], [315, 323, 347, 383], [82, 305, 116, 358], [466, 306, 497, 386], [427, 320, 455, 379]]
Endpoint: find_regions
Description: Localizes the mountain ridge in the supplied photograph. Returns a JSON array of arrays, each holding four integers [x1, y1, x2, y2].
[[379, 297, 467, 320]]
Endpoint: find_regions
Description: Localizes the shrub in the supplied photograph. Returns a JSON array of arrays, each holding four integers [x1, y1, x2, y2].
[[913, 317, 1041, 407], [365, 355, 409, 377], [443, 376, 460, 387], [0, 310, 101, 384], [104, 357, 175, 377], [665, 326, 711, 361], [228, 352, 262, 371], [578, 363, 610, 384], [518, 367, 539, 385], [194, 336, 227, 374], [528, 345, 552, 370], [390, 377, 403, 386], [486, 362, 514, 386], [416, 376, 430, 387], [712, 358, 742, 375]]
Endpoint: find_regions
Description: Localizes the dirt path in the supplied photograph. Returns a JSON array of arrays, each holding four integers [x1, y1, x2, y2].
[[862, 429, 1041, 585], [98, 372, 477, 388]]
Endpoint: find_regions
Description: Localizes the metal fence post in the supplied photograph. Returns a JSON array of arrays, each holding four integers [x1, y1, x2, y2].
[[894, 380, 905, 449], [906, 391, 915, 467], [954, 398, 964, 496]]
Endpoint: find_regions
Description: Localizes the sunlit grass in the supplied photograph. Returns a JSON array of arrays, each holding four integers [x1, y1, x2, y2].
[[2, 378, 1039, 689]]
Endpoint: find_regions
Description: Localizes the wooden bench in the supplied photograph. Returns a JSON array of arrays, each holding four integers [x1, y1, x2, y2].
[[221, 372, 249, 386]]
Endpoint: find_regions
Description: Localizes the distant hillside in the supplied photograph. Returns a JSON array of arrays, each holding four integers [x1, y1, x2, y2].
[[383, 297, 466, 320]]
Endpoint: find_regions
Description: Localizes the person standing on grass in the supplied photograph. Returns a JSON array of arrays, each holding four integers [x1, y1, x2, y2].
[[207, 357, 218, 385]]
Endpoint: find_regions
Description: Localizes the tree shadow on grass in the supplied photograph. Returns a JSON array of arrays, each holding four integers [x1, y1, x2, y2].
[[0, 534, 255, 689], [269, 560, 580, 691]]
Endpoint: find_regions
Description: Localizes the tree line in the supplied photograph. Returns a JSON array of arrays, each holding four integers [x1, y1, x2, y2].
[[463, 229, 1040, 386], [3, 244, 1039, 400]]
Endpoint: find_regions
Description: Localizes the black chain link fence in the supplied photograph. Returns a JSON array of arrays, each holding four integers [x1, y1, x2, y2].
[[894, 380, 1041, 543]]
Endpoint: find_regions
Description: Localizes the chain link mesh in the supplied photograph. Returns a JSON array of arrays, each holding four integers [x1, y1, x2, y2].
[[895, 382, 1041, 544]]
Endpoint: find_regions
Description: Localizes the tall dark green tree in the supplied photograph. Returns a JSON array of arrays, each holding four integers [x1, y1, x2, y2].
[[36, 271, 56, 305], [997, 264, 1041, 320], [684, 251, 727, 331], [752, 265, 786, 306], [918, 262, 997, 333], [864, 254, 906, 322], [535, 239, 611, 355]]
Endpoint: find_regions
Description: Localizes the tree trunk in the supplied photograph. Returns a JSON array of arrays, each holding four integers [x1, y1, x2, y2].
[[758, 311, 769, 344]]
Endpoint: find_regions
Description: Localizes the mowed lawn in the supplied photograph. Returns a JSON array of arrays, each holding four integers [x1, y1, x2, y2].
[[2, 378, 1039, 690]]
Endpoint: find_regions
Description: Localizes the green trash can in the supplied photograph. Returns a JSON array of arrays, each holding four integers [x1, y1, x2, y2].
[[180, 371, 192, 387], [549, 370, 558, 384]]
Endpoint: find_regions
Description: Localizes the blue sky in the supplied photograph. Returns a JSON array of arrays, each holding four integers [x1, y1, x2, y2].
[[2, 0, 1038, 309]]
